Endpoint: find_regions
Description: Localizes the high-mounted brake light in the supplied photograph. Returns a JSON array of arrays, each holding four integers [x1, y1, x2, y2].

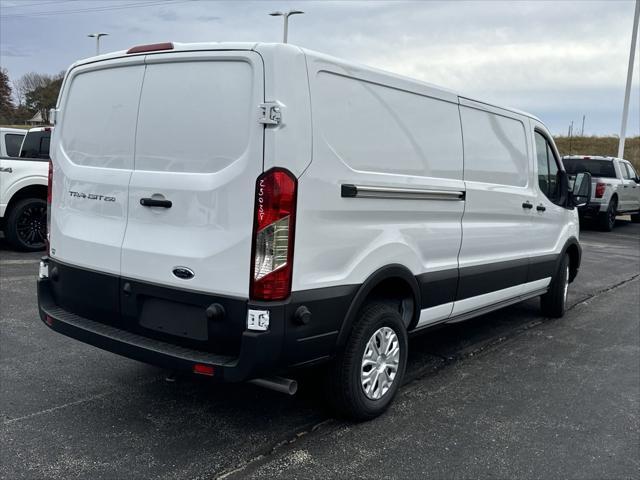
[[595, 182, 606, 198], [126, 42, 174, 54], [46, 159, 53, 255], [250, 168, 297, 301]]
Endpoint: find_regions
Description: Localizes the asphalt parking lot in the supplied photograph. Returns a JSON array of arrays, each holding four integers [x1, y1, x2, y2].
[[1, 220, 638, 480]]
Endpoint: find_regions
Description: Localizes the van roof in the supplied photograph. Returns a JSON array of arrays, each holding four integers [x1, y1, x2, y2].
[[70, 41, 541, 123], [563, 155, 623, 162]]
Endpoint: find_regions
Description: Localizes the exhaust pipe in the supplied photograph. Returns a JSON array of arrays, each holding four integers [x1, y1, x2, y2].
[[249, 376, 298, 395]]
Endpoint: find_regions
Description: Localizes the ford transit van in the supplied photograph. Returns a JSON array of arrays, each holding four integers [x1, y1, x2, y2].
[[38, 42, 591, 419]]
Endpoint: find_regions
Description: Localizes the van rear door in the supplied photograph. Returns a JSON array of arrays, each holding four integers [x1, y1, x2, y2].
[[120, 51, 264, 298], [51, 56, 145, 274]]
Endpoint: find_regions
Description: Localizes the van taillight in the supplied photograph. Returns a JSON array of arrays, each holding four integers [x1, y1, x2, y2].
[[250, 168, 297, 301], [46, 160, 52, 255], [595, 182, 606, 198]]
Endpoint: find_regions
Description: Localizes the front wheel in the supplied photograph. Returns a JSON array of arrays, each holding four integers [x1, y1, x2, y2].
[[4, 198, 47, 251], [540, 254, 570, 318], [326, 302, 408, 420]]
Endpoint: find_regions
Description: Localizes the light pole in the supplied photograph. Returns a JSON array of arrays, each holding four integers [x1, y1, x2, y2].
[[618, 0, 639, 159], [269, 10, 304, 44], [87, 32, 109, 56]]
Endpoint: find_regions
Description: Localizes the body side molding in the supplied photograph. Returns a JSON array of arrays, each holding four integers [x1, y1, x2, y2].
[[341, 184, 465, 201]]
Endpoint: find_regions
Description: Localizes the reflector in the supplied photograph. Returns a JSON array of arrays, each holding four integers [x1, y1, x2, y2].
[[193, 364, 214, 376]]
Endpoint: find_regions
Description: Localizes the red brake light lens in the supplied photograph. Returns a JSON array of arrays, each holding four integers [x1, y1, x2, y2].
[[595, 182, 606, 198], [250, 168, 297, 301], [193, 364, 215, 376], [126, 42, 174, 54]]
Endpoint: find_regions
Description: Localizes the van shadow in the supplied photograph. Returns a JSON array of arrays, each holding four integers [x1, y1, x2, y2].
[[35, 298, 550, 478], [121, 298, 546, 424]]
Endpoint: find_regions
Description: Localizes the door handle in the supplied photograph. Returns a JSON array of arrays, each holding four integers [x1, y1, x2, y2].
[[536, 204, 546, 212], [522, 201, 533, 209], [0, 167, 12, 173], [140, 198, 172, 208]]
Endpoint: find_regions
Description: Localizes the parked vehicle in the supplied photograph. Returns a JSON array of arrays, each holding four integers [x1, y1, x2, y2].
[[0, 127, 50, 251], [19, 127, 52, 160], [38, 42, 591, 420], [562, 155, 640, 230], [0, 127, 26, 158]]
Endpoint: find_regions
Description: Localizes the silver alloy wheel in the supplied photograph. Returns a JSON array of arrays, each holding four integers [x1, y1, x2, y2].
[[563, 265, 569, 304], [361, 326, 400, 400]]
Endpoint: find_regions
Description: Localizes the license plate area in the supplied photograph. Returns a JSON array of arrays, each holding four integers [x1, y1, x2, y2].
[[139, 298, 208, 341]]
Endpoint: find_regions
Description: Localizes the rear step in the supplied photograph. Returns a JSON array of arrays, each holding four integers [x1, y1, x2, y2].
[[39, 302, 235, 376]]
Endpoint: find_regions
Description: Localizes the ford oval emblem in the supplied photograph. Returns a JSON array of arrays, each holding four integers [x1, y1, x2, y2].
[[172, 267, 195, 280]]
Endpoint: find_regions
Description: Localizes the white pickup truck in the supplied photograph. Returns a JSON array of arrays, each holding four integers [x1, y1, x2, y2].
[[563, 155, 640, 231], [0, 127, 51, 251]]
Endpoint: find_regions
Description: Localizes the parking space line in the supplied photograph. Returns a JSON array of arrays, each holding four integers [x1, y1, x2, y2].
[[3, 392, 112, 426], [0, 259, 40, 266]]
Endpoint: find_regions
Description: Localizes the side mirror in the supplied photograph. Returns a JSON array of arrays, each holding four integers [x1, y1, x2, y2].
[[570, 172, 591, 208]]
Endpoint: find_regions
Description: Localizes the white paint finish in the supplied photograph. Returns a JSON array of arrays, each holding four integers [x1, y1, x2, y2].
[[460, 105, 529, 187], [257, 44, 313, 178], [316, 71, 464, 180], [293, 51, 465, 290], [0, 158, 47, 218], [60, 63, 145, 170], [456, 180, 536, 269], [50, 57, 145, 274], [530, 120, 579, 259], [416, 302, 454, 328], [457, 104, 537, 271], [134, 55, 254, 173], [452, 277, 551, 316], [120, 51, 264, 296], [0, 127, 26, 157]]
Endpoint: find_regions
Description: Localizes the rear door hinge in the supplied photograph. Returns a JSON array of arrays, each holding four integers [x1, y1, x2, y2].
[[258, 102, 281, 126]]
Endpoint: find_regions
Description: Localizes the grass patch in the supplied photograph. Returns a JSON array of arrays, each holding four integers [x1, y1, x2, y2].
[[554, 136, 640, 170]]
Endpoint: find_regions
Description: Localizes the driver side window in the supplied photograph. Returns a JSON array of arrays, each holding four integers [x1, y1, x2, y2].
[[535, 131, 561, 204]]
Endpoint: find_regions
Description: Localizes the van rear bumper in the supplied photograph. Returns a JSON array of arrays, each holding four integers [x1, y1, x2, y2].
[[37, 258, 358, 381], [38, 277, 283, 381]]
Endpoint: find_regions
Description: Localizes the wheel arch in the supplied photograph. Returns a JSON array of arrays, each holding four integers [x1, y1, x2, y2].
[[336, 264, 421, 349], [4, 184, 47, 219], [561, 237, 581, 283]]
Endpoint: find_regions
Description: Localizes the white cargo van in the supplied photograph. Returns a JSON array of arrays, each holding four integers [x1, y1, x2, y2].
[[38, 42, 591, 419]]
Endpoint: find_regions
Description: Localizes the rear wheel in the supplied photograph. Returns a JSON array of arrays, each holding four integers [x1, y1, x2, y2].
[[540, 254, 570, 318], [4, 198, 47, 251], [326, 302, 408, 420], [598, 198, 617, 231]]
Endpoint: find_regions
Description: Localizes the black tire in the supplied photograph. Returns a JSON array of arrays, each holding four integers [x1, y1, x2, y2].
[[326, 302, 408, 421], [631, 213, 640, 223], [4, 198, 47, 252], [598, 197, 617, 232], [540, 254, 570, 318]]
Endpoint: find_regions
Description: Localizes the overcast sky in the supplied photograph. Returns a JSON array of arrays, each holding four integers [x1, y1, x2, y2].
[[1, 0, 638, 136]]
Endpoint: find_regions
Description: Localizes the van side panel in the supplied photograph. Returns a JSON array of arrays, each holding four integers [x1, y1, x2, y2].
[[295, 52, 464, 325]]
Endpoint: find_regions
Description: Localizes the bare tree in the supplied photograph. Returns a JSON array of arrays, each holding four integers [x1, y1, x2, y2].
[[14, 72, 52, 107]]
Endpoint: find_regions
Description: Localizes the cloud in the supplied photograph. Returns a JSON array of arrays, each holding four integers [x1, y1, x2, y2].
[[0, 45, 32, 58], [0, 0, 637, 135]]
